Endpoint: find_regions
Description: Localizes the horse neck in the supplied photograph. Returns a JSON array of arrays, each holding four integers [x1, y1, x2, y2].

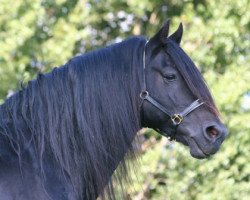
[[0, 37, 146, 199], [73, 39, 145, 197]]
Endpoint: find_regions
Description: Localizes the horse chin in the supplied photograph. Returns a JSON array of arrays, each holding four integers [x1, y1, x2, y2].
[[161, 130, 215, 159], [188, 138, 210, 159], [174, 135, 207, 159], [190, 147, 208, 159]]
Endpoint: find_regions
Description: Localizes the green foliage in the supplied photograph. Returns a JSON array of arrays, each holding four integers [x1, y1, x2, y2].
[[0, 0, 249, 199]]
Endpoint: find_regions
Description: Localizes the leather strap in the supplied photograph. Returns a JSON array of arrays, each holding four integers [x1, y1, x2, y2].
[[140, 41, 204, 140], [140, 91, 172, 117], [179, 99, 204, 117]]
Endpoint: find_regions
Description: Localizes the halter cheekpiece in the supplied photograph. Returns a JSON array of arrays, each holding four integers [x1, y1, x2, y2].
[[140, 41, 204, 140]]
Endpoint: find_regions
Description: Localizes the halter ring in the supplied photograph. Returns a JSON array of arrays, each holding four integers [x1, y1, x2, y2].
[[171, 114, 183, 125], [140, 91, 149, 99]]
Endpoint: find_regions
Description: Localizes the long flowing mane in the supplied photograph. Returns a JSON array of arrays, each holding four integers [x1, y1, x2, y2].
[[0, 33, 220, 199], [0, 37, 147, 199]]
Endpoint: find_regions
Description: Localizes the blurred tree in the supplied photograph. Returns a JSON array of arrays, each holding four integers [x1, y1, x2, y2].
[[0, 0, 249, 199]]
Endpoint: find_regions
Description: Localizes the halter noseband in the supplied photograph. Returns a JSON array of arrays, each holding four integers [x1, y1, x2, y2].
[[140, 42, 204, 140]]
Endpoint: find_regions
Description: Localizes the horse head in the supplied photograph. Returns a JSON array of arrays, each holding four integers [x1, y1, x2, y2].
[[141, 20, 227, 159]]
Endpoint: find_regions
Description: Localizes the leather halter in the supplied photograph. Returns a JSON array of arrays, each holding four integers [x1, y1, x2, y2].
[[140, 42, 204, 140]]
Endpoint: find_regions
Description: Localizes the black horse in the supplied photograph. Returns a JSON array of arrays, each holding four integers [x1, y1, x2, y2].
[[0, 21, 227, 200]]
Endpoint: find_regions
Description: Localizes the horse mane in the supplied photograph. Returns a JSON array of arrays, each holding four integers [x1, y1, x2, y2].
[[0, 36, 147, 199], [0, 33, 219, 199], [165, 39, 219, 116]]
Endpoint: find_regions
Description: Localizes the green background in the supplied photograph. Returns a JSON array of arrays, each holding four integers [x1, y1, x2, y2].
[[0, 0, 249, 199]]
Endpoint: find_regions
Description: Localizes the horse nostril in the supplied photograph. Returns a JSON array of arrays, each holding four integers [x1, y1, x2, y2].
[[206, 126, 219, 138]]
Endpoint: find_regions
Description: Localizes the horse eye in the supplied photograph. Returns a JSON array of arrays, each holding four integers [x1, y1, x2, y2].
[[163, 74, 177, 82]]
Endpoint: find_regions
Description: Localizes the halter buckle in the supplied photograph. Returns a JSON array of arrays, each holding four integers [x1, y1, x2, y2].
[[171, 114, 183, 125]]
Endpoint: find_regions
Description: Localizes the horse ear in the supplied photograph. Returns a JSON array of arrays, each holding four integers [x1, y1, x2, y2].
[[148, 19, 171, 47], [168, 23, 183, 45], [159, 20, 171, 43]]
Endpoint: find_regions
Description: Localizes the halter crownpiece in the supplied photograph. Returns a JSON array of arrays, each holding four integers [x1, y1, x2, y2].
[[140, 41, 204, 139]]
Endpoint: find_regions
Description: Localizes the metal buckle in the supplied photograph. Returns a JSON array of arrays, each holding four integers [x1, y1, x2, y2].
[[171, 114, 183, 125]]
